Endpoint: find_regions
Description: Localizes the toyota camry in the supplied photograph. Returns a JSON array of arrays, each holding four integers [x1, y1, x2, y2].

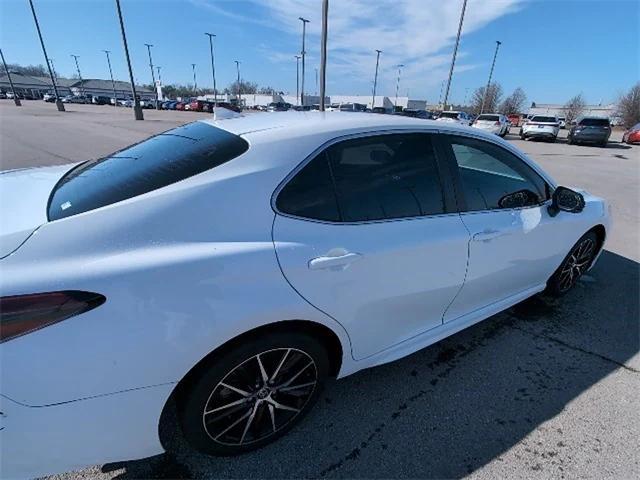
[[0, 112, 610, 478]]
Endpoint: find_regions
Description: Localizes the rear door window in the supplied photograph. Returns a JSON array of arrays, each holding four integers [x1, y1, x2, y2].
[[48, 122, 249, 221]]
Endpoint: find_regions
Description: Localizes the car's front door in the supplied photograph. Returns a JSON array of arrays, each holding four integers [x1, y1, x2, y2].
[[272, 132, 470, 360], [440, 134, 574, 322]]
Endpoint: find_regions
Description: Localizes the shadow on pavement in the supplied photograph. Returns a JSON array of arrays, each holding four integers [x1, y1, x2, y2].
[[107, 250, 639, 479]]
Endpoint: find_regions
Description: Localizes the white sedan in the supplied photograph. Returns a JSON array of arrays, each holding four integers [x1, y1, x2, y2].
[[0, 113, 610, 478], [471, 113, 510, 137]]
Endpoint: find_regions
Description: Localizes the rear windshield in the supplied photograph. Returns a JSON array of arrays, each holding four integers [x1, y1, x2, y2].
[[440, 112, 460, 119], [477, 114, 499, 121], [48, 122, 249, 221], [531, 116, 556, 123], [579, 118, 610, 127]]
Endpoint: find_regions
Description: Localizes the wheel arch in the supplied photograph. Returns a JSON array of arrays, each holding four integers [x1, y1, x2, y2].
[[158, 319, 344, 451]]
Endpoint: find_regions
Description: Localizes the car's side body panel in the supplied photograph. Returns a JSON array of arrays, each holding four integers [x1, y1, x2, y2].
[[0, 115, 611, 479]]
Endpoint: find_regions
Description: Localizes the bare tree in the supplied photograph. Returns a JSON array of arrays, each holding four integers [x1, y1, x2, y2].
[[563, 94, 586, 124], [470, 82, 503, 115], [617, 83, 640, 128], [499, 87, 527, 115]]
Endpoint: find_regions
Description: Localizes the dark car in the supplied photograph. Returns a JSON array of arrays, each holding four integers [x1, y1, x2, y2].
[[402, 108, 434, 119], [567, 117, 611, 147], [339, 103, 367, 112], [92, 96, 111, 105], [371, 106, 388, 114], [267, 102, 290, 112]]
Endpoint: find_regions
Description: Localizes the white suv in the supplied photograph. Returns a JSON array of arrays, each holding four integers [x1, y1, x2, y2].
[[520, 115, 560, 142], [436, 110, 472, 125], [471, 113, 509, 137]]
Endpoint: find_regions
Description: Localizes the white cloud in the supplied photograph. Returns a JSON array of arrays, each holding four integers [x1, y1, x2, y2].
[[196, 0, 524, 98]]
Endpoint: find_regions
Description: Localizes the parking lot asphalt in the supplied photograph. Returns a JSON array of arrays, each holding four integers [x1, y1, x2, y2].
[[1, 101, 638, 480]]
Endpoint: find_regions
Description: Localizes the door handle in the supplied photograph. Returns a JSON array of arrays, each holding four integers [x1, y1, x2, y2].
[[472, 229, 505, 242], [308, 252, 363, 271]]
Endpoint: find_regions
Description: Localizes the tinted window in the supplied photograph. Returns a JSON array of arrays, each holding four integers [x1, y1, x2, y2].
[[531, 116, 557, 123], [48, 122, 249, 221], [440, 112, 460, 119], [277, 134, 445, 222], [327, 134, 444, 221], [477, 114, 500, 121], [276, 152, 340, 222], [579, 118, 610, 127], [447, 135, 548, 211]]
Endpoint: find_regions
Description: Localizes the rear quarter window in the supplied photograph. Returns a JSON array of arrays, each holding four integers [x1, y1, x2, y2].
[[47, 122, 248, 221]]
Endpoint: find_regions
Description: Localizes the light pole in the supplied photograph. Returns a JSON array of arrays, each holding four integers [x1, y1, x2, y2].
[[29, 0, 64, 111], [102, 50, 118, 106], [0, 48, 21, 106], [319, 0, 328, 111], [443, 0, 468, 111], [480, 40, 502, 114], [48, 58, 57, 81], [70, 54, 84, 97], [144, 44, 160, 109], [114, 0, 143, 120], [234, 60, 241, 105], [191, 63, 197, 96], [315, 67, 318, 96], [395, 64, 404, 110], [371, 49, 382, 110], [294, 55, 301, 105], [157, 66, 161, 83], [205, 33, 217, 107], [298, 17, 309, 106]]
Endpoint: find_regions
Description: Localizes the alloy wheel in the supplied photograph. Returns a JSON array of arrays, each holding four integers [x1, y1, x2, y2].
[[201, 348, 318, 446], [558, 237, 596, 293]]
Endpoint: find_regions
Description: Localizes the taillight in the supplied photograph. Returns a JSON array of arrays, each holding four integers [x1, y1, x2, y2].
[[494, 121, 501, 126], [0, 291, 105, 343]]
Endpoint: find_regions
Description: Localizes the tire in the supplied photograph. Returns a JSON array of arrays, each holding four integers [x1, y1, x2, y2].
[[567, 136, 573, 145], [600, 141, 607, 148], [180, 331, 329, 456], [546, 231, 598, 297]]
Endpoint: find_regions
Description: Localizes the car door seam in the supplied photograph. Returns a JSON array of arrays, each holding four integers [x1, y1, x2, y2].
[[441, 213, 472, 323], [269, 213, 356, 360]]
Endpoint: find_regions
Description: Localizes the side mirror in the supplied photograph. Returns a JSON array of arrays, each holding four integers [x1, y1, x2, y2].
[[548, 186, 585, 217]]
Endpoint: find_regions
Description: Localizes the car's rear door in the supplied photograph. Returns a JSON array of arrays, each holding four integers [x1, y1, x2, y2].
[[272, 132, 470, 360]]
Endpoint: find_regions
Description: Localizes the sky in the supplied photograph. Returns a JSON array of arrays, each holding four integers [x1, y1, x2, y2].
[[1, 0, 638, 105]]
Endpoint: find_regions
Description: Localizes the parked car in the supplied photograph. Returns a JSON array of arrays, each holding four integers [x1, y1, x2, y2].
[[175, 100, 190, 111], [370, 106, 388, 114], [519, 115, 560, 142], [401, 109, 433, 119], [472, 113, 510, 137], [0, 91, 7, 99], [162, 100, 177, 110], [567, 117, 611, 147], [6, 91, 15, 99], [436, 110, 472, 125], [139, 99, 156, 109], [216, 101, 242, 113], [558, 117, 567, 129], [622, 122, 640, 144], [43, 92, 58, 102], [339, 103, 367, 112], [267, 102, 290, 112], [188, 100, 209, 112], [92, 96, 111, 105], [0, 114, 610, 479], [293, 105, 312, 111], [507, 114, 521, 127]]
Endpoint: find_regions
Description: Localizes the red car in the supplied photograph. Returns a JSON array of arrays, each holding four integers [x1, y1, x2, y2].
[[507, 114, 521, 126], [622, 122, 640, 144]]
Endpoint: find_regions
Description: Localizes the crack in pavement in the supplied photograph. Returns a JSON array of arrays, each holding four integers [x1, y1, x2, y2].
[[511, 324, 640, 374]]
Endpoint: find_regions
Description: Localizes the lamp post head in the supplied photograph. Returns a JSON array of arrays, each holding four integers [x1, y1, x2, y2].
[[299, 17, 309, 23]]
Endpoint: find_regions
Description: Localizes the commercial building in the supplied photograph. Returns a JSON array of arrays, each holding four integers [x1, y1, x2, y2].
[[0, 73, 154, 100]]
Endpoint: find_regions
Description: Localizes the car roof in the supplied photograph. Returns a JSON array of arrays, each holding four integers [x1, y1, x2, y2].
[[200, 111, 474, 137]]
